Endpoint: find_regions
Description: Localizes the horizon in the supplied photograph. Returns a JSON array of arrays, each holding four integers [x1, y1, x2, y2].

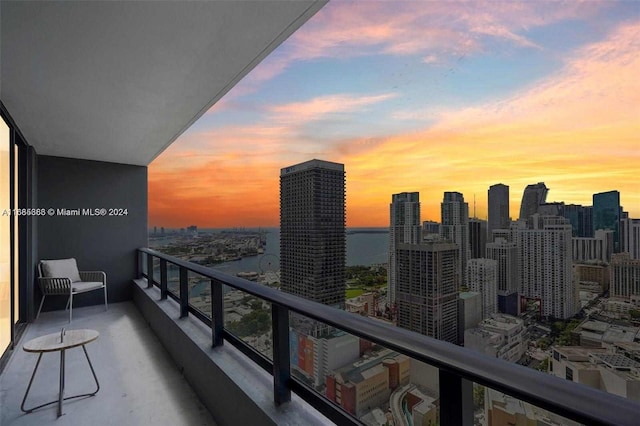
[[149, 1, 640, 228]]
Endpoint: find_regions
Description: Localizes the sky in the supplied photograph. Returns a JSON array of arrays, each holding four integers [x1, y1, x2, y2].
[[149, 0, 640, 228]]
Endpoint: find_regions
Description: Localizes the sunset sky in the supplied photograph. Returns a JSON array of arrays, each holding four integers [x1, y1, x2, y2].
[[149, 1, 639, 228]]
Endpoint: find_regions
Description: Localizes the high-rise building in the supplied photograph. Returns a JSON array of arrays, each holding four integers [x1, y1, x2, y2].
[[466, 258, 498, 319], [486, 238, 519, 294], [396, 241, 459, 344], [621, 217, 640, 260], [593, 190, 621, 253], [440, 191, 469, 285], [486, 238, 520, 316], [519, 182, 548, 220], [469, 218, 487, 259], [516, 214, 575, 319], [572, 230, 614, 263], [488, 183, 510, 237], [563, 204, 594, 237], [388, 192, 421, 304], [280, 159, 346, 309], [610, 253, 640, 301]]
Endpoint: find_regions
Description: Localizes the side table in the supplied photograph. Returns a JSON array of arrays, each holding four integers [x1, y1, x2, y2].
[[21, 328, 100, 417]]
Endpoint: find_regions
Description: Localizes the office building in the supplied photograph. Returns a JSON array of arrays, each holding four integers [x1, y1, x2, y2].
[[574, 262, 610, 295], [466, 259, 498, 319], [469, 218, 488, 259], [564, 204, 593, 237], [516, 215, 575, 319], [518, 182, 548, 220], [396, 242, 459, 344], [440, 191, 469, 284], [486, 238, 519, 316], [280, 159, 346, 309], [488, 183, 510, 237], [610, 253, 640, 301], [388, 192, 421, 304], [593, 190, 621, 252], [572, 229, 614, 263], [621, 217, 640, 259]]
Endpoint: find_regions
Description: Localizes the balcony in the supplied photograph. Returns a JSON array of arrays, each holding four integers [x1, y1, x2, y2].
[[0, 302, 216, 426]]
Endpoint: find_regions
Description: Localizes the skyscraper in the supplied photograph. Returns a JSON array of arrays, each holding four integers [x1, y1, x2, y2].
[[593, 190, 621, 252], [486, 238, 519, 315], [516, 215, 575, 319], [440, 192, 469, 285], [519, 182, 548, 220], [488, 184, 509, 237], [466, 259, 498, 319], [388, 192, 421, 305], [468, 218, 487, 259], [280, 159, 346, 309], [396, 241, 459, 344]]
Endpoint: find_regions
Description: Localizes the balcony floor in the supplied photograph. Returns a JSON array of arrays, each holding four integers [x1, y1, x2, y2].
[[0, 301, 216, 426]]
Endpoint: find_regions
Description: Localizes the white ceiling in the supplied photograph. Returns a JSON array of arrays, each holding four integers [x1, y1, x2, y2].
[[0, 0, 326, 165]]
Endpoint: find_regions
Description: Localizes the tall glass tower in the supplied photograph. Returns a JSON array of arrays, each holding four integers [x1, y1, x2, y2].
[[593, 190, 621, 253], [280, 159, 346, 309], [388, 192, 421, 305], [488, 183, 509, 238]]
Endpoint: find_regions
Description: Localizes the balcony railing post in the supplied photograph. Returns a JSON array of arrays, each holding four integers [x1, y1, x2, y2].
[[271, 304, 291, 406], [160, 259, 168, 300], [211, 279, 223, 347], [439, 369, 473, 426], [146, 253, 153, 288], [179, 266, 188, 318]]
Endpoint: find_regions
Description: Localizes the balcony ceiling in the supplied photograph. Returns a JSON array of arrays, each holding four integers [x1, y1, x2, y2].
[[0, 1, 326, 165]]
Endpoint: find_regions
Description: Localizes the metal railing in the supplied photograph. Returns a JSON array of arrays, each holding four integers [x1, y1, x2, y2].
[[138, 248, 639, 426]]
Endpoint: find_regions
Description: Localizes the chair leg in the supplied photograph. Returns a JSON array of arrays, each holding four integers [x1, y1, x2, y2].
[[104, 285, 108, 311], [65, 297, 71, 311], [69, 293, 73, 323], [36, 295, 46, 319]]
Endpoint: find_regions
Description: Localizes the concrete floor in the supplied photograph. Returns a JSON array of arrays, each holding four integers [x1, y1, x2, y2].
[[0, 302, 216, 426]]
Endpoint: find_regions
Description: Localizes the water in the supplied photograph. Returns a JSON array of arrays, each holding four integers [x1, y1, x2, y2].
[[212, 227, 388, 275]]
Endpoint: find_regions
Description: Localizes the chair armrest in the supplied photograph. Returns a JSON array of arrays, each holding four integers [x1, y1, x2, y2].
[[79, 271, 107, 284], [38, 277, 72, 295]]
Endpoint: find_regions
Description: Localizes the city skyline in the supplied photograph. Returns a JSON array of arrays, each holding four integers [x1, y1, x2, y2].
[[149, 1, 639, 227]]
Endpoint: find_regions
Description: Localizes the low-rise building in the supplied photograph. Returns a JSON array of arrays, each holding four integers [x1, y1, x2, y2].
[[464, 314, 526, 362], [550, 346, 640, 402], [325, 348, 410, 417]]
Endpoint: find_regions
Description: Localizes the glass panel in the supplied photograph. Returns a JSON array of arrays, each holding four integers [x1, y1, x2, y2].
[[289, 313, 439, 424], [152, 257, 160, 284], [223, 284, 272, 360], [13, 144, 19, 324], [188, 271, 211, 317], [479, 382, 583, 426], [167, 262, 179, 296], [0, 119, 10, 352]]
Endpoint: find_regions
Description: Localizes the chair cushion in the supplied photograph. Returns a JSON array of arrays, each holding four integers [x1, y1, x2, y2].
[[72, 281, 104, 293], [41, 258, 82, 283]]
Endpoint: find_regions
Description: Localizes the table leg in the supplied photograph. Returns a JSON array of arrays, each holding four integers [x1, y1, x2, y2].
[[20, 353, 43, 413], [58, 349, 65, 417]]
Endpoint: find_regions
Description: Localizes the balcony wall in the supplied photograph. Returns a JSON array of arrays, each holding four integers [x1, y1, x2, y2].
[[36, 155, 147, 310]]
